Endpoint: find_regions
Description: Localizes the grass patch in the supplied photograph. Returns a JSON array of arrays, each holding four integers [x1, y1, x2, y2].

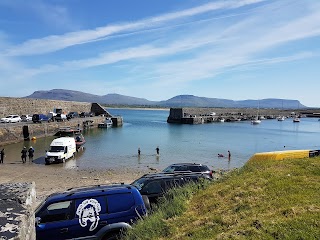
[[122, 157, 320, 239]]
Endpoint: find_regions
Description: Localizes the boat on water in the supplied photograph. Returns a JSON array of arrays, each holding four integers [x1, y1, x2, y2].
[[293, 117, 300, 123], [55, 127, 86, 150], [251, 118, 261, 124], [251, 101, 261, 124], [277, 116, 285, 121], [98, 117, 113, 128], [74, 133, 86, 151], [217, 118, 225, 123]]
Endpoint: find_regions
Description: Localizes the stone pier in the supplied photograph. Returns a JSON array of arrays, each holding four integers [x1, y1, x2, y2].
[[0, 182, 36, 240]]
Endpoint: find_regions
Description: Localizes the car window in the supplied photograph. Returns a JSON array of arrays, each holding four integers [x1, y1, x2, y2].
[[108, 193, 135, 213], [142, 181, 162, 194], [39, 200, 74, 223]]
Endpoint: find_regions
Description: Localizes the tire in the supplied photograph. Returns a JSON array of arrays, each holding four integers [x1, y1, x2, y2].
[[142, 195, 151, 212]]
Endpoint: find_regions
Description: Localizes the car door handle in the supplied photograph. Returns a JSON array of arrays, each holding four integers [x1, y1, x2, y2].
[[60, 228, 69, 233], [99, 221, 108, 226]]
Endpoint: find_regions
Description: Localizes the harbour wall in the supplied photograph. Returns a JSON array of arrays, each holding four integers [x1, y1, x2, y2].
[[0, 97, 91, 117], [0, 117, 105, 146], [0, 182, 36, 240]]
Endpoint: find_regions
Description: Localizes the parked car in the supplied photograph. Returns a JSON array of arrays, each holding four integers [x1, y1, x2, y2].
[[35, 184, 148, 240], [162, 163, 213, 179], [79, 112, 94, 118], [32, 114, 51, 123], [21, 114, 32, 122], [0, 115, 21, 123], [55, 113, 67, 122], [66, 111, 79, 120], [131, 172, 210, 204]]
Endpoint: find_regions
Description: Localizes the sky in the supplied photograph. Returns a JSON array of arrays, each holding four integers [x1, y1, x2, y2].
[[0, 0, 320, 107]]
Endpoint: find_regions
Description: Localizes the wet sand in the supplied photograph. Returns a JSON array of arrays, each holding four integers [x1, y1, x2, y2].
[[0, 162, 152, 206]]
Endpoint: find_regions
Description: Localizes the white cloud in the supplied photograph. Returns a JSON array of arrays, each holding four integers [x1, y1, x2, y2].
[[2, 0, 265, 56]]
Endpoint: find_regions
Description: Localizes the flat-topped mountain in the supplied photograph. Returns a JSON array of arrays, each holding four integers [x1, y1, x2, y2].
[[25, 89, 307, 109]]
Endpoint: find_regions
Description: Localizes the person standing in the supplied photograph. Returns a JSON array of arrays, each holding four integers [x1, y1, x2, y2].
[[28, 146, 34, 161], [156, 146, 160, 155], [138, 148, 141, 156], [0, 149, 4, 164], [228, 150, 231, 160], [21, 147, 27, 163]]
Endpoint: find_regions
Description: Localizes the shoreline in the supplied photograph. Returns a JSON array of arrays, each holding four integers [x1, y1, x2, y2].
[[0, 163, 151, 205]]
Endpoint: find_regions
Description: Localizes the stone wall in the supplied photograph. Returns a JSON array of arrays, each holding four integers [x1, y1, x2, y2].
[[0, 182, 36, 240], [0, 97, 91, 117], [0, 116, 105, 146]]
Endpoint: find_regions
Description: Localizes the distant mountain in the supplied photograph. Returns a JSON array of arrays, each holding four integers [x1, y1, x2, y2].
[[25, 89, 308, 109]]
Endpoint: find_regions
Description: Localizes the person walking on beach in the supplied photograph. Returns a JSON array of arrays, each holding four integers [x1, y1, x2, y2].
[[28, 146, 34, 161], [228, 150, 231, 160], [21, 147, 27, 163], [156, 146, 160, 155], [0, 149, 5, 164]]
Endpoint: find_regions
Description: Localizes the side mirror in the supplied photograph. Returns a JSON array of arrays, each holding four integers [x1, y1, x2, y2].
[[35, 217, 41, 226]]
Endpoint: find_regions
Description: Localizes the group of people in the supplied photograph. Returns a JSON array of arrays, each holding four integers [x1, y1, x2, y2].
[[21, 146, 34, 163], [0, 146, 34, 164], [138, 146, 160, 156]]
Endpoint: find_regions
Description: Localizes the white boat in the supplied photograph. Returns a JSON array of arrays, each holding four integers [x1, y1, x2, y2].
[[251, 118, 261, 124], [293, 117, 300, 123], [98, 117, 113, 128], [251, 101, 261, 124], [217, 118, 225, 122], [277, 116, 285, 121]]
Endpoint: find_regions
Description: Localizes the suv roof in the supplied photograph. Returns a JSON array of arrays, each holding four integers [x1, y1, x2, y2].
[[43, 184, 134, 202], [163, 163, 213, 178]]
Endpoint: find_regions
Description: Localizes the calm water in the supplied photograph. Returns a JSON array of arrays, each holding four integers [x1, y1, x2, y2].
[[3, 109, 320, 171]]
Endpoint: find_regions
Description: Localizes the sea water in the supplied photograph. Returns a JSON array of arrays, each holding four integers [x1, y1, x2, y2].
[[3, 108, 320, 171]]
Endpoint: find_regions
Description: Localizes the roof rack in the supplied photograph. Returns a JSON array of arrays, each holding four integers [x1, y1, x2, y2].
[[64, 183, 131, 196]]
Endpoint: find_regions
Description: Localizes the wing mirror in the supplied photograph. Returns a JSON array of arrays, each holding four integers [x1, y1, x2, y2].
[[35, 217, 41, 226]]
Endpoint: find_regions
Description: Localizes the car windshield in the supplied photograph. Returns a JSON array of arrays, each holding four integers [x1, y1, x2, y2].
[[49, 146, 65, 152], [131, 178, 146, 190]]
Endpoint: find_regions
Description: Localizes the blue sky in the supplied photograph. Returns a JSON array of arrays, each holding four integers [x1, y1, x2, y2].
[[1, 0, 320, 107]]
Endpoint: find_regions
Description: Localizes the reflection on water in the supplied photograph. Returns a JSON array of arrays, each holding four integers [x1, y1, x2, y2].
[[2, 109, 320, 171]]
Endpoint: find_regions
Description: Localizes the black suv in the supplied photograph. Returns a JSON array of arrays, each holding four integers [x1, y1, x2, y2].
[[163, 163, 213, 179], [131, 172, 210, 204], [66, 112, 79, 119], [35, 184, 147, 240]]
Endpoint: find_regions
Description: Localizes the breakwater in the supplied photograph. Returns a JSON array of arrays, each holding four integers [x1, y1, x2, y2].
[[0, 117, 105, 146], [0, 97, 92, 117]]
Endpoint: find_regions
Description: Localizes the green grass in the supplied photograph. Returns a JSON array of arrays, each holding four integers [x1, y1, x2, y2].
[[122, 157, 320, 239]]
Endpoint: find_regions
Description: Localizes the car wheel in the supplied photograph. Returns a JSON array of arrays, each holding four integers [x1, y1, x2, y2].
[[142, 195, 151, 212]]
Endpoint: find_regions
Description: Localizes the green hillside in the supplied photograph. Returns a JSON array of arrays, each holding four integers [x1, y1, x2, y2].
[[123, 157, 320, 239]]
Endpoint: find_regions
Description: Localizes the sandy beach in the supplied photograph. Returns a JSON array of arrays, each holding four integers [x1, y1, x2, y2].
[[0, 162, 152, 206]]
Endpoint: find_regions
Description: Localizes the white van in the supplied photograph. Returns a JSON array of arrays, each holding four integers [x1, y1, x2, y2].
[[45, 137, 76, 165]]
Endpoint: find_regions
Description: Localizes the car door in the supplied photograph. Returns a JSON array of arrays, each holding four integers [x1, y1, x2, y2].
[[68, 196, 107, 238], [36, 200, 75, 240], [140, 180, 164, 203]]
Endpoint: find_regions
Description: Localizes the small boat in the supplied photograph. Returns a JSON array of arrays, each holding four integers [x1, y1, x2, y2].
[[293, 117, 300, 123], [74, 133, 86, 151], [251, 118, 261, 124], [98, 117, 113, 128], [277, 116, 285, 121], [217, 118, 225, 122]]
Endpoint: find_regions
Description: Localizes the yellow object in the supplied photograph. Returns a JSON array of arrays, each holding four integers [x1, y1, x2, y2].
[[31, 137, 37, 141], [249, 150, 310, 161]]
